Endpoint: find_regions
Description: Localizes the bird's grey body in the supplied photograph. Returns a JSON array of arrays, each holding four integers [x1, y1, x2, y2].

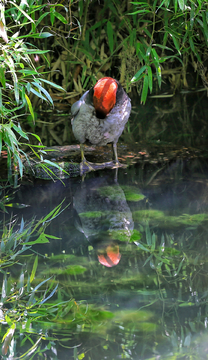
[[71, 84, 131, 148]]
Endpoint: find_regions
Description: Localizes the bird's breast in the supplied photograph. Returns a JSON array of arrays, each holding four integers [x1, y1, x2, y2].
[[72, 93, 131, 146]]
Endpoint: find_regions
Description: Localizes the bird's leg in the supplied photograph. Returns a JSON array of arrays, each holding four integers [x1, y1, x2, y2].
[[112, 142, 127, 169], [80, 143, 96, 174], [79, 142, 126, 176], [80, 144, 113, 172], [112, 142, 120, 167], [80, 143, 86, 162]]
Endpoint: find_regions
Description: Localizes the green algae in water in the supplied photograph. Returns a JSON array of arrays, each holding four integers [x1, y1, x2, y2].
[[121, 185, 146, 202], [108, 228, 141, 242], [98, 185, 146, 202], [44, 265, 87, 276], [79, 211, 105, 218], [133, 209, 208, 228], [98, 185, 126, 201]]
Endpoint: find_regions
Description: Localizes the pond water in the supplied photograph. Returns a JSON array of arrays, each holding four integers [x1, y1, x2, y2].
[[2, 157, 208, 359], [1, 92, 208, 359]]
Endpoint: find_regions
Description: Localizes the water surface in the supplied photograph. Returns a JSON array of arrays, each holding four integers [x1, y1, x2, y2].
[[2, 156, 208, 359]]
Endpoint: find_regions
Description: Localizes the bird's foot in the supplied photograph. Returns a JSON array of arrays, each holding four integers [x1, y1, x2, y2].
[[80, 160, 113, 175], [111, 160, 127, 169], [80, 159, 96, 175], [80, 159, 127, 176]]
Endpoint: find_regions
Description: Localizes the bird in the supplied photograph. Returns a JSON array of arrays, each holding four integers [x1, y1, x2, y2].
[[71, 77, 131, 174]]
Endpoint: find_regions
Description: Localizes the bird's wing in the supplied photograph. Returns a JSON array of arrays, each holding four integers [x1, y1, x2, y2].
[[71, 90, 90, 117]]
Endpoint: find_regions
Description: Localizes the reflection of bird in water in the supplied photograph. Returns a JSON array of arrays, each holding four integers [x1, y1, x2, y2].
[[97, 243, 121, 268], [73, 177, 134, 267], [71, 77, 131, 173]]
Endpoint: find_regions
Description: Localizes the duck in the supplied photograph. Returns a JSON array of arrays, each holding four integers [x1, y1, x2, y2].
[[71, 77, 131, 173]]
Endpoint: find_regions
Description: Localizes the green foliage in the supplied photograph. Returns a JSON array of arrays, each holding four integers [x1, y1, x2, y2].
[[0, 261, 60, 358], [0, 202, 63, 265], [40, 0, 207, 104], [0, 202, 74, 358], [0, 1, 64, 181], [129, 0, 208, 102]]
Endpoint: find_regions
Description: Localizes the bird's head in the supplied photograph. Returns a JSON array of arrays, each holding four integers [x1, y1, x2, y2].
[[93, 77, 118, 119]]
